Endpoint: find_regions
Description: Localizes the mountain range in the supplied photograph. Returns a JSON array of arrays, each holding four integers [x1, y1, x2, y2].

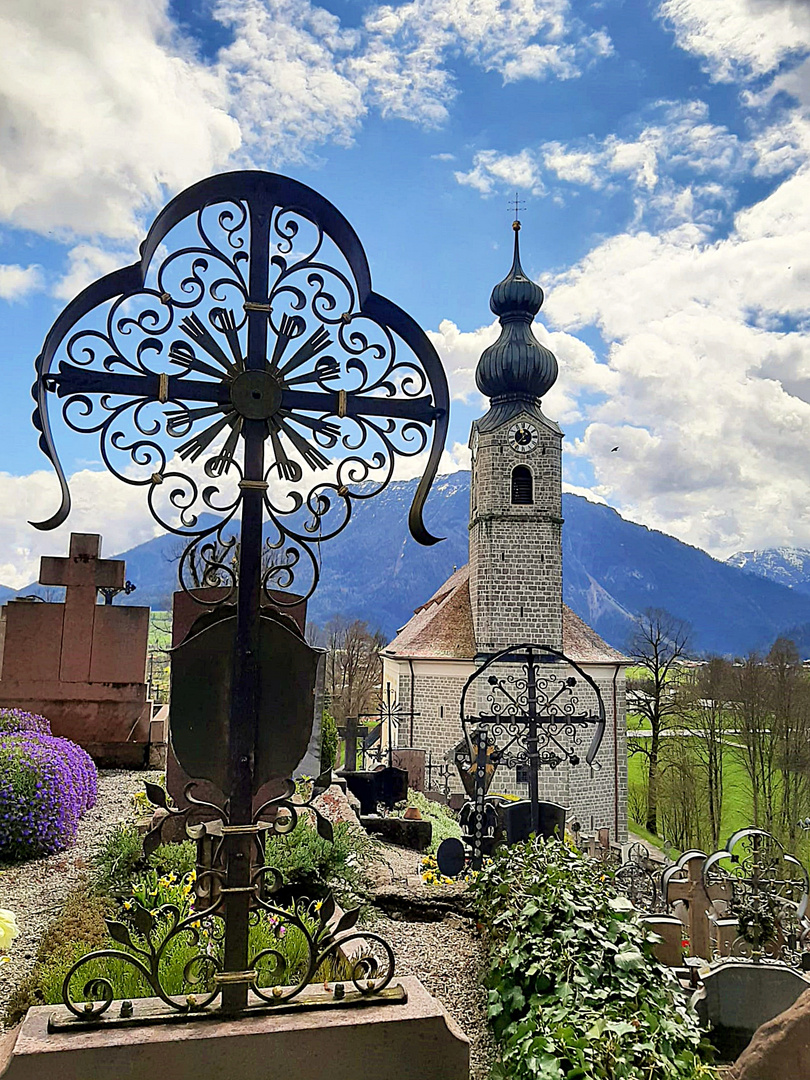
[[7, 471, 810, 658]]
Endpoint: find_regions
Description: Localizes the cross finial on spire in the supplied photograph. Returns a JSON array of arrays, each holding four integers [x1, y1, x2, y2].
[[509, 192, 526, 230]]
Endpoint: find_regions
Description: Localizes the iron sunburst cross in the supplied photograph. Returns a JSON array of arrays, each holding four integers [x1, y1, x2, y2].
[[31, 171, 449, 604]]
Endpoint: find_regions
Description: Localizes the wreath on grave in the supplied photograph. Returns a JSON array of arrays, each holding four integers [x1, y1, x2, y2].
[[737, 898, 778, 948]]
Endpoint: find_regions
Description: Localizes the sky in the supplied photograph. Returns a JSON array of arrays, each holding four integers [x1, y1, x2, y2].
[[2, 0, 810, 586]]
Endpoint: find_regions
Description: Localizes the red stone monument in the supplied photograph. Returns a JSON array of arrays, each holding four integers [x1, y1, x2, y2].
[[0, 533, 153, 766]]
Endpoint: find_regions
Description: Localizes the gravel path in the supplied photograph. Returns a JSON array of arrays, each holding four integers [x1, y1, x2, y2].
[[372, 843, 496, 1080], [0, 792, 496, 1077], [0, 769, 146, 1023]]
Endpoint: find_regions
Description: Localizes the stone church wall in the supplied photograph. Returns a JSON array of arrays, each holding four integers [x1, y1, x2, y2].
[[384, 655, 628, 843]]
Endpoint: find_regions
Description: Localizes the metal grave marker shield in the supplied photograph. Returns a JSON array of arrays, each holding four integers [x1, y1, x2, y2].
[[170, 606, 320, 794]]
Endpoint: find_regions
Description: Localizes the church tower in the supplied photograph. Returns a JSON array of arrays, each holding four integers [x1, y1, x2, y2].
[[469, 220, 563, 654]]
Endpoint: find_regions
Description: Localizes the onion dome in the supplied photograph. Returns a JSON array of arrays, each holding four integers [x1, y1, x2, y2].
[[475, 221, 558, 406]]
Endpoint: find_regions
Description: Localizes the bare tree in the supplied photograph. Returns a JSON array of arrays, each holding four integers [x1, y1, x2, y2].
[[627, 609, 692, 836], [680, 657, 732, 850], [730, 652, 777, 832], [323, 617, 385, 724], [768, 638, 810, 842], [658, 738, 708, 850]]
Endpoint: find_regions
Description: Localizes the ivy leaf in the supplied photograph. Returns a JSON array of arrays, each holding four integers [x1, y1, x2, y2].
[[608, 896, 634, 912], [614, 945, 645, 970], [144, 782, 170, 810], [105, 920, 134, 948], [605, 1020, 637, 1037]]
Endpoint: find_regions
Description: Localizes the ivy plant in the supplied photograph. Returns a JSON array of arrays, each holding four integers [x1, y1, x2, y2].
[[471, 838, 716, 1080]]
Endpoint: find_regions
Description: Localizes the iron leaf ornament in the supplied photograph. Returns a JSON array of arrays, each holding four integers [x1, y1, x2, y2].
[[31, 171, 450, 603]]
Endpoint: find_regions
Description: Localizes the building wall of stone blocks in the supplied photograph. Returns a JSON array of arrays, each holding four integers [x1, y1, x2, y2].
[[382, 655, 628, 843], [469, 410, 563, 653]]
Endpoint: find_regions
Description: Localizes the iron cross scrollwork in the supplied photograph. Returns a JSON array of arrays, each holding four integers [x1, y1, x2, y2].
[[30, 172, 449, 1023], [358, 683, 420, 768], [32, 171, 449, 608], [457, 643, 606, 868]]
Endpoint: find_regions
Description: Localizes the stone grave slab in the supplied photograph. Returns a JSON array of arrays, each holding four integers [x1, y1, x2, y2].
[[0, 533, 152, 766], [0, 978, 468, 1080]]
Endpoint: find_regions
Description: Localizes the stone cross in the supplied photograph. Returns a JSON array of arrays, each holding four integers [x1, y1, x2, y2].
[[340, 716, 368, 772], [664, 852, 730, 961], [39, 533, 125, 682]]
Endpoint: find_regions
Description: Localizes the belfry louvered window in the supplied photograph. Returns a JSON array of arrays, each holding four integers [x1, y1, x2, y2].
[[511, 465, 533, 504]]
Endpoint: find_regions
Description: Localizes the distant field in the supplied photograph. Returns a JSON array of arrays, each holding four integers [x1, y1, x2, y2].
[[628, 739, 756, 850], [149, 611, 171, 650], [147, 611, 171, 701]]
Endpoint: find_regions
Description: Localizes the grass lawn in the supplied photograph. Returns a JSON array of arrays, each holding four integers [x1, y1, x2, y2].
[[628, 739, 756, 851], [148, 611, 171, 651]]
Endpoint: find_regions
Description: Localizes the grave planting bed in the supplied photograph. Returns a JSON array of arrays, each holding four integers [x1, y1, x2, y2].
[[0, 769, 146, 1024]]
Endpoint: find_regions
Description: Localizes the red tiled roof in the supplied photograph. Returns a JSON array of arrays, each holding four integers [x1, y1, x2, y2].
[[386, 566, 475, 660], [384, 563, 628, 664]]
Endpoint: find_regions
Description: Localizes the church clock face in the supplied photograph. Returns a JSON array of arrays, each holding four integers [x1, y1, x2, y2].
[[509, 422, 539, 454]]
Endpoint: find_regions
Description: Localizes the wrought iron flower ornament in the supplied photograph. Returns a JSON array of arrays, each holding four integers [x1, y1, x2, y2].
[[31, 171, 449, 603]]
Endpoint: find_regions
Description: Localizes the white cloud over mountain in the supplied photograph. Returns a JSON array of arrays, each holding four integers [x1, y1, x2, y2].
[[0, 0, 609, 241]]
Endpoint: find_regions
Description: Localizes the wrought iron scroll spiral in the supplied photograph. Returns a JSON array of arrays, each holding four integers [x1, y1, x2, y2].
[[30, 173, 450, 605]]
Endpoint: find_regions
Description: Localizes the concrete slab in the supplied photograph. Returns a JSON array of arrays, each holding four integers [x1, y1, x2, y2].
[[0, 977, 469, 1080]]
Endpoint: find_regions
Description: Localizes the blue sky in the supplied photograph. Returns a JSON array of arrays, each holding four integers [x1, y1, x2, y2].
[[2, 0, 810, 585]]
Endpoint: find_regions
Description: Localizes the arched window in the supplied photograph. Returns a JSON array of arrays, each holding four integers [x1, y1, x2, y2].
[[511, 465, 533, 505]]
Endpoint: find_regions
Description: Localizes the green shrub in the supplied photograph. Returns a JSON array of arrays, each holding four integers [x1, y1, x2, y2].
[[320, 710, 338, 773], [265, 815, 381, 907], [472, 838, 715, 1080], [90, 824, 145, 895], [405, 789, 461, 854], [91, 824, 196, 897]]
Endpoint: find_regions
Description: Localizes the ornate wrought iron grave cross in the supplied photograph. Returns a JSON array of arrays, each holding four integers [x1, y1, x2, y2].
[[457, 643, 606, 868], [30, 171, 449, 1021], [357, 682, 420, 768]]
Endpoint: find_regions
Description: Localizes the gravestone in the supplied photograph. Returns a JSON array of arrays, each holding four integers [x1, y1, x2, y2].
[[342, 766, 409, 815], [0, 533, 153, 766], [498, 799, 567, 844], [391, 747, 426, 791]]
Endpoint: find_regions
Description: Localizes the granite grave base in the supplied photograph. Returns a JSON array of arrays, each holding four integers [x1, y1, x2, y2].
[[0, 977, 469, 1080]]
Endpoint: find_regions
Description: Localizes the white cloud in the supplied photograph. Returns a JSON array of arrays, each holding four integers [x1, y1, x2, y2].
[[0, 0, 613, 242], [352, 0, 611, 126], [543, 158, 810, 556], [215, 0, 367, 161], [53, 244, 137, 301], [0, 467, 161, 588], [455, 150, 545, 195], [454, 101, 747, 227], [0, 263, 43, 301], [0, 0, 240, 239], [658, 0, 810, 83]]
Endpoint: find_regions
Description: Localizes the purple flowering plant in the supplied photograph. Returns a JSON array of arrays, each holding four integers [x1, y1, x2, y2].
[[0, 709, 97, 862]]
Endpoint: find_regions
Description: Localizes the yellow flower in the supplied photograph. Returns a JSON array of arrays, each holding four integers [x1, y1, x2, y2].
[[0, 910, 19, 952], [1, 955, 10, 964]]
